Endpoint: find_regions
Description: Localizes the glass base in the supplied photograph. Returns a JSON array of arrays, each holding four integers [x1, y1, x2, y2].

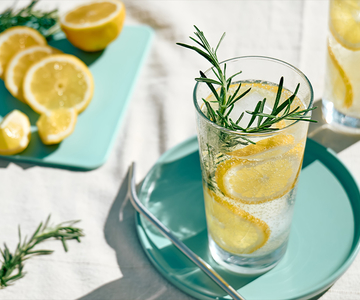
[[208, 235, 288, 275], [322, 99, 360, 134]]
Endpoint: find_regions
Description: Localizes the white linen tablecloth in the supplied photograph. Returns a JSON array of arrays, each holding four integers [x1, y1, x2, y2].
[[1, 0, 360, 299]]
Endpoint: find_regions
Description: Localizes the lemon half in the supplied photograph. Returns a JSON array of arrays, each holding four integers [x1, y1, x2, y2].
[[60, 0, 126, 52]]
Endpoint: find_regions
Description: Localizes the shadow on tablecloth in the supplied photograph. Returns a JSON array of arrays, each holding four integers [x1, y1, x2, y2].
[[77, 169, 195, 300]]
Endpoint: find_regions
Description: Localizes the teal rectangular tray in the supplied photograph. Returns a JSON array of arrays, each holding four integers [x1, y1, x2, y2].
[[0, 25, 153, 170]]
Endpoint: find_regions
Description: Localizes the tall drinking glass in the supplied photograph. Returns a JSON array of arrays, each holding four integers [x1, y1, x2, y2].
[[194, 56, 313, 274], [322, 0, 360, 132]]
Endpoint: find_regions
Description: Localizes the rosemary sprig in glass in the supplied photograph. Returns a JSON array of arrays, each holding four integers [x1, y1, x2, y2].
[[0, 215, 84, 289], [0, 0, 60, 40], [177, 26, 316, 143]]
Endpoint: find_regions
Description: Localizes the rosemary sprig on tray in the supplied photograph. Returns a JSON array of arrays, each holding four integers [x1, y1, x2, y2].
[[0, 215, 84, 289], [0, 0, 60, 40], [177, 26, 316, 140]]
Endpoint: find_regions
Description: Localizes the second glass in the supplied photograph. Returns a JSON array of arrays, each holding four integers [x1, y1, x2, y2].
[[194, 56, 314, 274], [322, 0, 360, 132]]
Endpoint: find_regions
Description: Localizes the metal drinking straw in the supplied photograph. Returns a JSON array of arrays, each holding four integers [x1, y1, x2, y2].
[[128, 162, 246, 300]]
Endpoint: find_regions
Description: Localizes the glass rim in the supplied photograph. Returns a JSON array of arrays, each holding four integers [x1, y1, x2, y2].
[[192, 55, 314, 137]]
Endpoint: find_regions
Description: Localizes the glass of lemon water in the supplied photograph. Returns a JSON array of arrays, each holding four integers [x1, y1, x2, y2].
[[322, 0, 360, 132], [194, 56, 314, 274]]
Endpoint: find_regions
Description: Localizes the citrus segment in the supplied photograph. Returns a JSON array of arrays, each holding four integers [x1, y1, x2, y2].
[[5, 46, 61, 103], [216, 155, 300, 204], [330, 0, 360, 50], [0, 110, 31, 155], [204, 188, 270, 254], [229, 134, 295, 160], [60, 0, 126, 52], [0, 26, 47, 79], [327, 40, 353, 108], [22, 54, 94, 114], [36, 108, 77, 145]]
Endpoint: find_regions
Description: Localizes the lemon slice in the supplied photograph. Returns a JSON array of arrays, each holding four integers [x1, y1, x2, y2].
[[0, 110, 31, 155], [23, 54, 94, 114], [60, 0, 126, 52], [216, 151, 302, 204], [204, 188, 270, 254], [0, 26, 47, 79], [327, 38, 354, 109], [330, 0, 360, 50], [5, 46, 61, 103], [229, 134, 295, 160], [36, 108, 77, 145]]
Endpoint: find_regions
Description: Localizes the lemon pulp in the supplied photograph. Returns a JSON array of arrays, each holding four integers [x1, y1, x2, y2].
[[23, 54, 94, 114]]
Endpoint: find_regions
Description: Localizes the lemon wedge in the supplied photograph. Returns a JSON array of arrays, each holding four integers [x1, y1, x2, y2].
[[5, 46, 61, 103], [330, 0, 360, 50], [22, 54, 94, 114], [36, 108, 77, 145], [0, 110, 31, 155], [0, 26, 47, 79], [60, 0, 126, 52], [204, 188, 270, 254]]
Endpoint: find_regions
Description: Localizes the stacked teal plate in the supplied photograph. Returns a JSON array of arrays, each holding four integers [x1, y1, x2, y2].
[[136, 136, 360, 300]]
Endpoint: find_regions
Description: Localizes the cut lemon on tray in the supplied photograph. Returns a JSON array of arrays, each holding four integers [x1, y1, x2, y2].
[[0, 110, 31, 155], [37, 108, 77, 145], [204, 188, 270, 254], [0, 26, 47, 79], [330, 0, 360, 50], [216, 153, 302, 204], [60, 0, 126, 52], [23, 54, 94, 114], [5, 46, 61, 103]]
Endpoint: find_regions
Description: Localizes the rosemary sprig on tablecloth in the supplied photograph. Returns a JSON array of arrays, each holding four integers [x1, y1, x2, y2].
[[177, 26, 316, 140], [0, 0, 60, 40], [0, 215, 84, 289]]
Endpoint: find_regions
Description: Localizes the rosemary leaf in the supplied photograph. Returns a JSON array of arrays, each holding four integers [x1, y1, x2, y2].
[[0, 216, 84, 289]]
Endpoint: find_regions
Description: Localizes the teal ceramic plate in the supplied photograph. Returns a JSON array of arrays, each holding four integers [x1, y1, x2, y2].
[[136, 136, 360, 300], [0, 25, 153, 170]]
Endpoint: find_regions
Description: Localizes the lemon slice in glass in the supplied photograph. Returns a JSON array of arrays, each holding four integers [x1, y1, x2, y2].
[[5, 46, 61, 103], [204, 188, 270, 254], [330, 0, 360, 50], [0, 110, 31, 155], [216, 137, 303, 204], [229, 134, 295, 160], [23, 54, 94, 114], [60, 0, 126, 52], [326, 39, 354, 109], [0, 26, 47, 79], [36, 108, 77, 145]]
